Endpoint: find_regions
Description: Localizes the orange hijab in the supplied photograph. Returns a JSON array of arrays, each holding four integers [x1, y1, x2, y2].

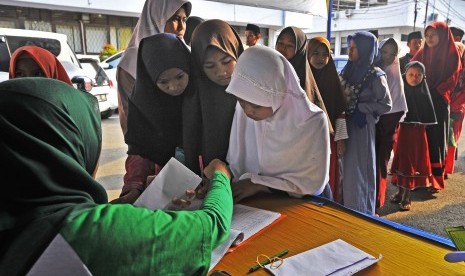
[[9, 46, 72, 85]]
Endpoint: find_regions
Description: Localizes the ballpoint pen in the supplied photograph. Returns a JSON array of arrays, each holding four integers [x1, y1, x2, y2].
[[248, 249, 289, 273]]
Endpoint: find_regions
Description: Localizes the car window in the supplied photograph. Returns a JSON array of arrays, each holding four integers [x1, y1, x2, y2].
[[105, 52, 122, 68], [79, 59, 109, 86], [5, 36, 61, 57]]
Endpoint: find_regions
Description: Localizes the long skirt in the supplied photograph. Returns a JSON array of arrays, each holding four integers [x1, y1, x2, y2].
[[375, 111, 403, 209], [390, 123, 434, 189], [445, 111, 464, 174], [329, 134, 342, 203]]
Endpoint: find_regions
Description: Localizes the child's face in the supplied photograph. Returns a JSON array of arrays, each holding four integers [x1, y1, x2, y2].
[[405, 66, 424, 87], [164, 6, 187, 39], [237, 97, 273, 121], [348, 39, 359, 62], [309, 44, 330, 70], [203, 47, 236, 86], [14, 55, 45, 78], [156, 68, 189, 96], [380, 43, 397, 66], [425, 28, 440, 48], [276, 32, 296, 60]]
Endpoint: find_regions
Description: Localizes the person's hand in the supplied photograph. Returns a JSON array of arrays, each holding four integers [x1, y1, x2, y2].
[[110, 189, 141, 204], [203, 159, 231, 180], [336, 139, 346, 158], [146, 175, 156, 187], [232, 179, 270, 202], [170, 189, 197, 210]]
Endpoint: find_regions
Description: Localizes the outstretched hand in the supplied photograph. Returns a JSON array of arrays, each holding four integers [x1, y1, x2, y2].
[[232, 179, 270, 203]]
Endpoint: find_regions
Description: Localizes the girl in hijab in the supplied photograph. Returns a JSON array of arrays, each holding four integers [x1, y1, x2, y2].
[[113, 33, 192, 204], [307, 36, 347, 202], [374, 38, 408, 210], [340, 31, 392, 215], [275, 27, 329, 130], [0, 77, 233, 275], [184, 19, 244, 173], [226, 46, 330, 202], [390, 61, 437, 211], [9, 45, 72, 84], [411, 21, 461, 191], [117, 0, 192, 135]]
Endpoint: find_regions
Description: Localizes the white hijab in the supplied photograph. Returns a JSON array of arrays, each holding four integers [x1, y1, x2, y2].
[[226, 46, 330, 196], [379, 38, 408, 115], [118, 0, 191, 78]]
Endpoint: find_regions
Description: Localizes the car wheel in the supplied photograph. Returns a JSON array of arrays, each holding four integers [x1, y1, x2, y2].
[[101, 109, 113, 119]]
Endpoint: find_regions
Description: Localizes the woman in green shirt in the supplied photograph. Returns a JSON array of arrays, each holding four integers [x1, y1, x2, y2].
[[0, 78, 233, 276]]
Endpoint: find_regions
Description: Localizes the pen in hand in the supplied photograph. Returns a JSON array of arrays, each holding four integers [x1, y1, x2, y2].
[[248, 249, 289, 273]]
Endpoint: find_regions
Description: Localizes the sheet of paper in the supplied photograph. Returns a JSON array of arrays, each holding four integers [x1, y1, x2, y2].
[[134, 157, 202, 210], [265, 239, 381, 276], [231, 204, 281, 242], [209, 229, 244, 271], [27, 234, 91, 276], [445, 226, 465, 250]]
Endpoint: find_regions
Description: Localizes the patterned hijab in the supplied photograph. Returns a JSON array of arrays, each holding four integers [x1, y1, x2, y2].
[[118, 0, 192, 78], [183, 19, 244, 173], [125, 33, 191, 165], [0, 78, 106, 275], [412, 21, 461, 90], [9, 46, 72, 85], [307, 36, 346, 128]]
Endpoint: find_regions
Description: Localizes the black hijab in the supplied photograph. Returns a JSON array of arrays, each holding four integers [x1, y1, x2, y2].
[[402, 61, 437, 125], [184, 16, 205, 46], [125, 33, 191, 166], [183, 19, 244, 173], [0, 78, 106, 275]]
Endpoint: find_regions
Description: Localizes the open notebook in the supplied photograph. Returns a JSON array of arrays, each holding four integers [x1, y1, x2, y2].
[[209, 204, 284, 270]]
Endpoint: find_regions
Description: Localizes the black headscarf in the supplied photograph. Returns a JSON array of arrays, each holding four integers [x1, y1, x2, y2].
[[183, 19, 244, 173], [0, 78, 106, 275], [184, 16, 205, 46], [125, 33, 191, 166], [402, 61, 437, 125]]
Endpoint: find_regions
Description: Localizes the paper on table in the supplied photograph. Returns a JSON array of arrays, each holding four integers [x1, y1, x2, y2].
[[210, 229, 244, 271], [134, 157, 202, 210], [27, 234, 91, 276], [230, 204, 282, 242], [265, 239, 381, 276]]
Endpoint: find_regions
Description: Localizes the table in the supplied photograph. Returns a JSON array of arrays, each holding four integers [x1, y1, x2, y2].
[[212, 194, 465, 275]]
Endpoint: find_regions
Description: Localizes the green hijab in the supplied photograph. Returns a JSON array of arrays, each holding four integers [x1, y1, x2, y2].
[[0, 78, 107, 275]]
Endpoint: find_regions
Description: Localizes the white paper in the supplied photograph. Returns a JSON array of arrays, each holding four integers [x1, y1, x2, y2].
[[265, 239, 381, 276], [210, 229, 244, 271], [231, 204, 281, 242], [134, 157, 202, 210], [27, 234, 92, 276]]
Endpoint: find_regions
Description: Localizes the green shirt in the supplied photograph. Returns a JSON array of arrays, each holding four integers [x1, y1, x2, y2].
[[61, 171, 232, 276]]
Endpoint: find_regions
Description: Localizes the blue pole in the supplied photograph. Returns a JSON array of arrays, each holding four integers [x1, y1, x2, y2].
[[327, 0, 334, 41]]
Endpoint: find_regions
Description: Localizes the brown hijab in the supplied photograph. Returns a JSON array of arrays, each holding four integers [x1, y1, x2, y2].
[[307, 36, 347, 129], [183, 19, 244, 173]]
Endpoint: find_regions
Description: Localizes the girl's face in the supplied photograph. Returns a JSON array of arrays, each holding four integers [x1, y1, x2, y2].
[[309, 44, 330, 70], [405, 66, 424, 87], [276, 32, 296, 60], [14, 56, 45, 78], [156, 68, 189, 96], [348, 39, 359, 62], [237, 97, 273, 121], [203, 47, 236, 86], [425, 28, 440, 48], [164, 6, 188, 39], [380, 43, 397, 66]]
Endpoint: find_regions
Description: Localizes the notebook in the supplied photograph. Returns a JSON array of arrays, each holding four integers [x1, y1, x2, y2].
[[209, 204, 284, 270]]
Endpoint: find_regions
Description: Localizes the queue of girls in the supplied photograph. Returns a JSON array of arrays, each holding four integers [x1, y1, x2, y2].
[[1, 0, 464, 274]]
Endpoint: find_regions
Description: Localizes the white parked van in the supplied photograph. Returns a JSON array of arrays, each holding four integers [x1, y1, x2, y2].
[[0, 28, 115, 118]]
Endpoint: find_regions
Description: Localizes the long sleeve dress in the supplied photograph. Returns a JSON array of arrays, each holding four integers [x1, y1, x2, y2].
[[343, 75, 392, 215]]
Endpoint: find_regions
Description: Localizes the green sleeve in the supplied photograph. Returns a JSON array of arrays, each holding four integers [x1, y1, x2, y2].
[[60, 171, 232, 276]]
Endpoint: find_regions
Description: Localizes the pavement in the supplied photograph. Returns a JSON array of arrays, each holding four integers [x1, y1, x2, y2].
[[97, 114, 465, 238]]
